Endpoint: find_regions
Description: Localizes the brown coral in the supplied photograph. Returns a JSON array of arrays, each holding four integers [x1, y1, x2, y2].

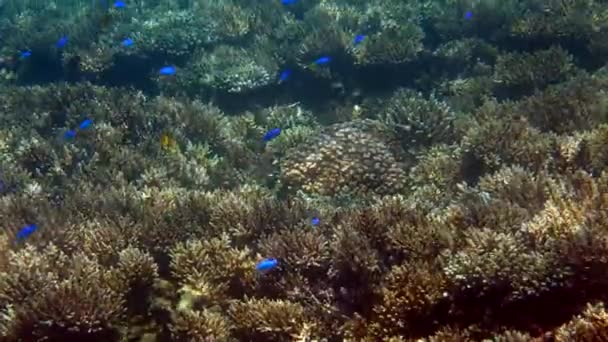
[[169, 234, 257, 308], [554, 302, 608, 342], [0, 246, 126, 341], [228, 298, 319, 341]]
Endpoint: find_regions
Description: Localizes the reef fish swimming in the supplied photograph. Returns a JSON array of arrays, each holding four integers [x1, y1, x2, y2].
[[16, 224, 37, 241], [256, 258, 278, 272], [263, 128, 281, 142]]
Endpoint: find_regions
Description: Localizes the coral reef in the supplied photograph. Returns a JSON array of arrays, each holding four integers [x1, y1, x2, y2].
[[2, 0, 608, 340]]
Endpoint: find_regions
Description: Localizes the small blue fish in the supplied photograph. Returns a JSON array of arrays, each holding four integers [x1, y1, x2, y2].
[[16, 224, 37, 241], [256, 258, 278, 272], [279, 69, 291, 82], [121, 38, 134, 47], [353, 34, 366, 45], [314, 56, 331, 65], [464, 11, 473, 20], [56, 36, 68, 49], [159, 66, 176, 76], [263, 128, 281, 142], [19, 50, 31, 59], [114, 1, 125, 8], [281, 0, 297, 5], [311, 217, 320, 226], [64, 129, 76, 140], [79, 119, 93, 130]]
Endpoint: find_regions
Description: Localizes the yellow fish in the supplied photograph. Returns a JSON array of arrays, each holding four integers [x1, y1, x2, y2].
[[160, 132, 178, 152]]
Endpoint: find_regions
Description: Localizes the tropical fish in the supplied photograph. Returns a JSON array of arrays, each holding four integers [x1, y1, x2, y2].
[[121, 38, 134, 47], [279, 69, 291, 82], [160, 132, 177, 151], [353, 34, 366, 45], [311, 217, 320, 226], [56, 36, 68, 49], [16, 224, 37, 241], [159, 66, 176, 76], [64, 129, 77, 140], [19, 50, 31, 59], [308, 56, 331, 70], [263, 128, 281, 142], [79, 118, 93, 130], [256, 258, 278, 272], [313, 56, 331, 65], [114, 1, 125, 8]]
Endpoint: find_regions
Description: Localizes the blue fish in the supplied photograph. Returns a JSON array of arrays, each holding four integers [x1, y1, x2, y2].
[[16, 224, 37, 241], [159, 66, 176, 76], [281, 0, 297, 4], [311, 217, 320, 226], [279, 69, 291, 82], [256, 258, 278, 272], [263, 128, 281, 142], [353, 34, 366, 45], [464, 11, 473, 20], [64, 129, 77, 140], [56, 36, 68, 49], [314, 56, 331, 65], [121, 38, 134, 47], [79, 119, 93, 130], [114, 1, 125, 8], [19, 50, 32, 59]]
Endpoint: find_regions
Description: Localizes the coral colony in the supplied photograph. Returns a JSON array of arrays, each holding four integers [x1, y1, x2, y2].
[[0, 0, 608, 341]]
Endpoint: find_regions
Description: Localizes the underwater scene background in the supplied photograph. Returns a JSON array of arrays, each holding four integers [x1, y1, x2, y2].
[[1, 0, 608, 341]]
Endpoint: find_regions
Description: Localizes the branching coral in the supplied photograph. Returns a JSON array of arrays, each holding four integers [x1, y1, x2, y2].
[[554, 302, 608, 341], [169, 234, 257, 308], [462, 102, 556, 173], [371, 88, 457, 150], [0, 245, 126, 340], [366, 261, 448, 339], [493, 46, 576, 93], [169, 308, 234, 342], [228, 298, 319, 341], [513, 73, 608, 134], [182, 45, 277, 94]]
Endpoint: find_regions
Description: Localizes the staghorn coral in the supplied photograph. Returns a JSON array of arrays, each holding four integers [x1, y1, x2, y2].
[[577, 124, 608, 174], [513, 73, 608, 134], [0, 245, 126, 340], [169, 234, 257, 308], [554, 302, 608, 341], [366, 261, 448, 339], [258, 229, 331, 280], [134, 10, 214, 57], [169, 309, 234, 342], [351, 24, 424, 65], [493, 46, 576, 94], [228, 298, 319, 341], [371, 88, 457, 150], [441, 227, 566, 303], [462, 103, 557, 173], [280, 119, 408, 196], [182, 44, 277, 94]]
